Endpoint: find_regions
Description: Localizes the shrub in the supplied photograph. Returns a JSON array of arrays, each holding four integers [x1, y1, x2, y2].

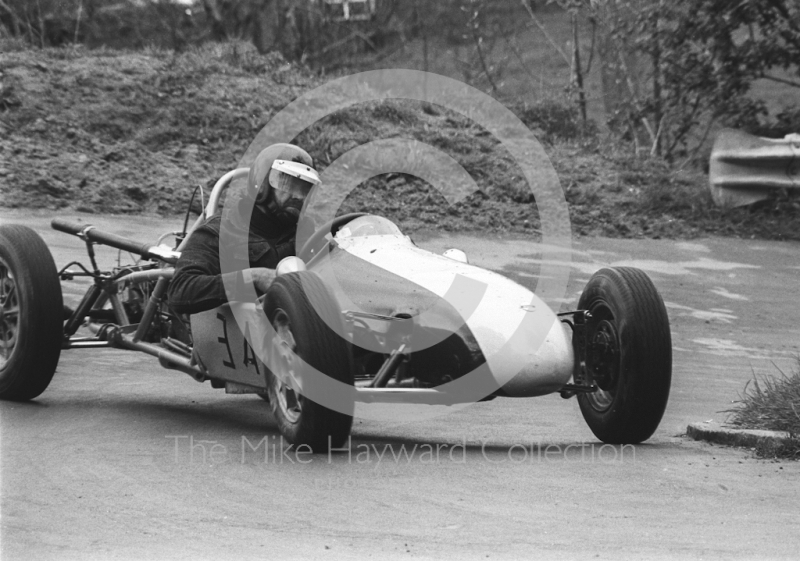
[[511, 100, 597, 143], [745, 106, 800, 139]]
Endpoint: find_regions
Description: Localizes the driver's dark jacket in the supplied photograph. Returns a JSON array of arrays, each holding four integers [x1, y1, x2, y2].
[[167, 204, 295, 315]]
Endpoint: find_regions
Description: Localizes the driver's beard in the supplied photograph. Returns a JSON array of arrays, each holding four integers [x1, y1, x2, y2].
[[262, 191, 303, 226], [281, 198, 304, 218]]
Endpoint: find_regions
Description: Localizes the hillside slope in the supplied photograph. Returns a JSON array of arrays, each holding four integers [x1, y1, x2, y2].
[[1, 42, 797, 239]]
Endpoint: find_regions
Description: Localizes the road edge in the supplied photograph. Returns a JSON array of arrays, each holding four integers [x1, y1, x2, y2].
[[687, 421, 793, 448]]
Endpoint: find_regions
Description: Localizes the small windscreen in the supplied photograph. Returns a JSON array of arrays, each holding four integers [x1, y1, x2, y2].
[[335, 215, 406, 239]]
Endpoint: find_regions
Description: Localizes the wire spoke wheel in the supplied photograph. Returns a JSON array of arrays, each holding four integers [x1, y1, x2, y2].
[[0, 262, 20, 366], [0, 259, 19, 367], [271, 309, 303, 424], [0, 225, 63, 401], [264, 271, 354, 452]]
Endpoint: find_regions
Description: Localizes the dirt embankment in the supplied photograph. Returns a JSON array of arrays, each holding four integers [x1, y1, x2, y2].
[[1, 42, 798, 239], [0, 44, 305, 214]]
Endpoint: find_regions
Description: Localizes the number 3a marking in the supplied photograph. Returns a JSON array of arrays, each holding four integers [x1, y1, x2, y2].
[[242, 322, 261, 375], [216, 313, 260, 375], [217, 313, 236, 369]]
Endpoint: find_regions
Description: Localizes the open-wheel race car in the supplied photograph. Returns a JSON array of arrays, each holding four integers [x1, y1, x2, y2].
[[0, 170, 672, 452]]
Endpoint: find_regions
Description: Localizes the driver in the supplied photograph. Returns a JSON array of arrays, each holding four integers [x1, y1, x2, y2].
[[167, 143, 320, 314]]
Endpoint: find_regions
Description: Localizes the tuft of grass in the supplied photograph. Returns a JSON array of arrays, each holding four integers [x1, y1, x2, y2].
[[371, 103, 419, 126], [726, 358, 800, 460]]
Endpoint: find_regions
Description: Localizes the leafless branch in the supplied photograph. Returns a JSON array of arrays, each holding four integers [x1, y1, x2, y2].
[[309, 30, 375, 59], [762, 74, 800, 89], [520, 0, 571, 66], [469, 20, 498, 92], [507, 32, 540, 88], [650, 113, 665, 157], [0, 0, 23, 36], [680, 113, 717, 170], [615, 49, 656, 145], [35, 0, 45, 48], [74, 0, 83, 44], [584, 15, 596, 75]]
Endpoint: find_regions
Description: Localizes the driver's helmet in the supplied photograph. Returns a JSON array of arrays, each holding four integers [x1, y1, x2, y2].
[[247, 143, 321, 206]]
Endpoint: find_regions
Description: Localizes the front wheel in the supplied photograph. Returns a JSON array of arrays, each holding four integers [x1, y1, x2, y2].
[[0, 225, 63, 401], [575, 267, 671, 444], [264, 271, 354, 452]]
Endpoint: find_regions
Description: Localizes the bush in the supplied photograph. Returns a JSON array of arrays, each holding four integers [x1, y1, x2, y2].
[[745, 106, 800, 139], [511, 100, 597, 143]]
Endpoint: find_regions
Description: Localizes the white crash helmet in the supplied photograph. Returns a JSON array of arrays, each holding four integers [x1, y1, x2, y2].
[[247, 143, 321, 205], [269, 158, 321, 200]]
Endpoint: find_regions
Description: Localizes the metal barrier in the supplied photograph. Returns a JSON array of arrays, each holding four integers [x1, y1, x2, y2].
[[709, 128, 800, 208]]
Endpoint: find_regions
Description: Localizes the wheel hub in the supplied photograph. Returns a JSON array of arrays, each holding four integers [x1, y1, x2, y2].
[[588, 319, 619, 391], [270, 310, 304, 424]]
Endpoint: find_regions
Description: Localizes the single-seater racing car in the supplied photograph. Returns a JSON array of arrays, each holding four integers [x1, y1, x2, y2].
[[0, 169, 672, 452]]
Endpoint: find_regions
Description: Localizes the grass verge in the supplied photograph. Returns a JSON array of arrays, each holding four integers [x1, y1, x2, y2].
[[726, 358, 800, 460]]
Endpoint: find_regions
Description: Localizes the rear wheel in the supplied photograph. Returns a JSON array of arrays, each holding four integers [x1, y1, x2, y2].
[[0, 225, 63, 401], [264, 271, 354, 452], [575, 267, 671, 444]]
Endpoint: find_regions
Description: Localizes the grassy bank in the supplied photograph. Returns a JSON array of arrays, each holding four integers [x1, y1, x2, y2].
[[1, 41, 798, 239], [727, 359, 800, 460]]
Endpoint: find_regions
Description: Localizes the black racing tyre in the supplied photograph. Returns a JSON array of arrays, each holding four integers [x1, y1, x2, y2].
[[264, 271, 354, 452], [0, 225, 63, 401], [575, 267, 671, 444]]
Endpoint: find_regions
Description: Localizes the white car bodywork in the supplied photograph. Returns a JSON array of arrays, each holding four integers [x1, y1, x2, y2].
[[191, 215, 574, 402]]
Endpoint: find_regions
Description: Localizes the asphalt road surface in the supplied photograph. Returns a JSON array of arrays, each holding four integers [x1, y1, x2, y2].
[[1, 210, 799, 560]]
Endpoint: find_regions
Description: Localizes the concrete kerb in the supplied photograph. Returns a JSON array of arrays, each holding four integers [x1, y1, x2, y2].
[[687, 421, 794, 449]]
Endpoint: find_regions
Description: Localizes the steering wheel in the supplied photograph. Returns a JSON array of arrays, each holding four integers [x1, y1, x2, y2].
[[297, 213, 368, 262]]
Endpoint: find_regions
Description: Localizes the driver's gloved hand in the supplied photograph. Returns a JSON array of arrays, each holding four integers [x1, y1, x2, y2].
[[242, 267, 276, 295], [274, 237, 296, 261]]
